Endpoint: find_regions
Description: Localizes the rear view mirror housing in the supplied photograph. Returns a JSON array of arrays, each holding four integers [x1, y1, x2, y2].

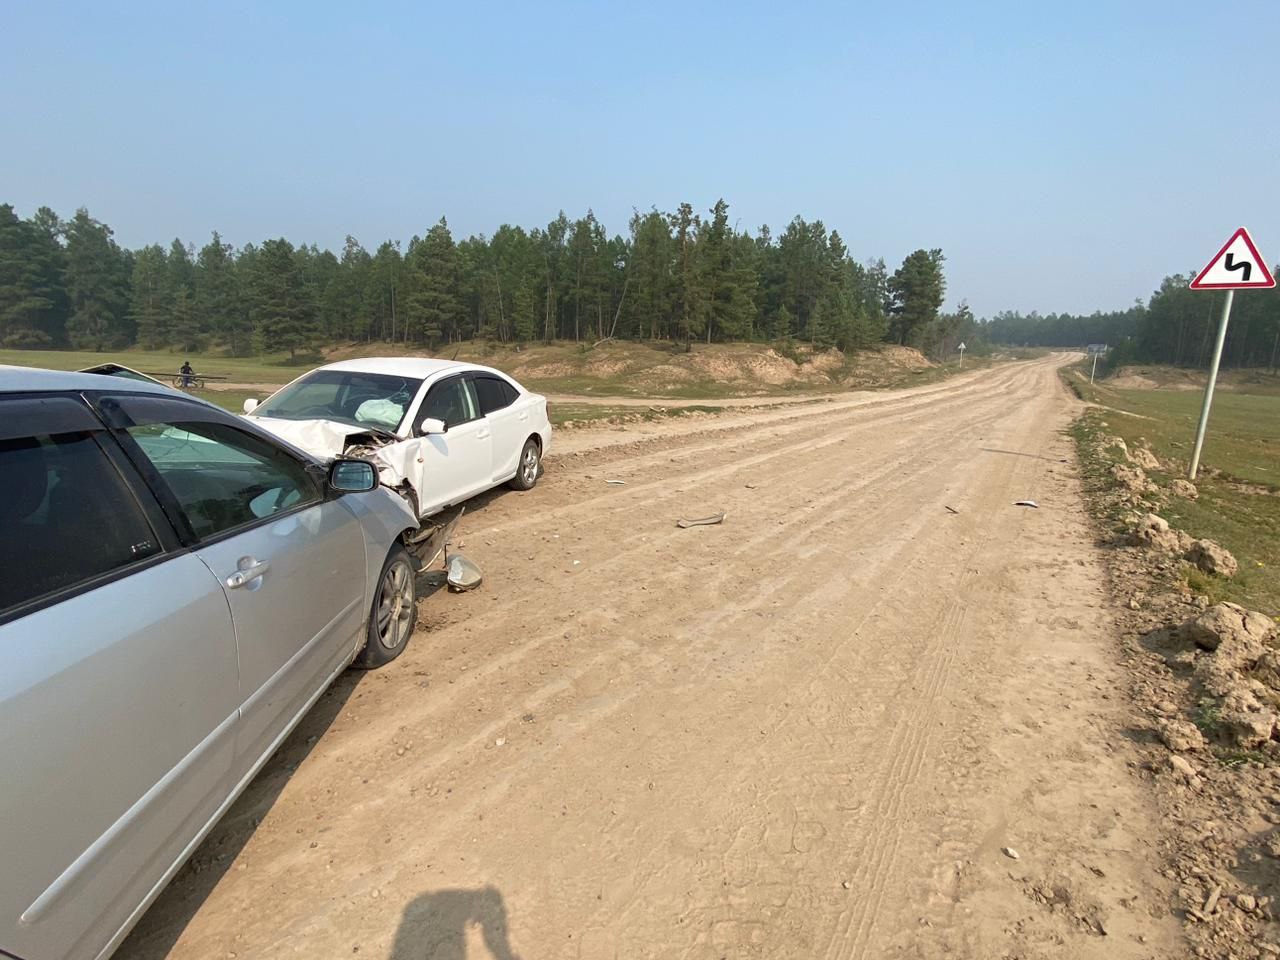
[[328, 458, 379, 493], [242, 398, 259, 414], [419, 417, 447, 436]]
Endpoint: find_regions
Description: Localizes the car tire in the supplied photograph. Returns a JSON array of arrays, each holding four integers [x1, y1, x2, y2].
[[508, 438, 542, 491], [353, 543, 417, 669]]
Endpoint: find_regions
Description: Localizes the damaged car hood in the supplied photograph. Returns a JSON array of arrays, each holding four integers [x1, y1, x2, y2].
[[249, 416, 418, 487], [249, 416, 370, 458]]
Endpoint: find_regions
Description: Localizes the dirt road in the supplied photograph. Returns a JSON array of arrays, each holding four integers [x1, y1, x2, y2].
[[123, 354, 1182, 959]]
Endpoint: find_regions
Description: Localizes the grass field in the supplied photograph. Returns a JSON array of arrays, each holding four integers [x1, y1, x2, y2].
[[1066, 365, 1280, 617], [0, 347, 308, 384]]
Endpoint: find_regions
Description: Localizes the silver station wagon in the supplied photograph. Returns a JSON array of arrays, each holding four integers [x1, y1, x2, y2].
[[0, 367, 424, 960]]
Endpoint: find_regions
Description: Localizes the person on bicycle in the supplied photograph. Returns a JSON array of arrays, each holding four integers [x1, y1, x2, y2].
[[179, 360, 194, 388]]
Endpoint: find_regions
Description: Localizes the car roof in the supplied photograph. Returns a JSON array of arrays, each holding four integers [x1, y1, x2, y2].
[[317, 357, 521, 386], [0, 364, 182, 396], [320, 357, 469, 378]]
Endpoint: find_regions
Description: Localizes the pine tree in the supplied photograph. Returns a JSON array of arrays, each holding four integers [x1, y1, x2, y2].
[[888, 249, 946, 347], [671, 203, 703, 349], [773, 303, 795, 341], [171, 288, 203, 350], [249, 238, 319, 358], [627, 209, 674, 340], [63, 209, 131, 350], [0, 204, 66, 347], [404, 218, 462, 347], [130, 244, 170, 348], [196, 232, 247, 354]]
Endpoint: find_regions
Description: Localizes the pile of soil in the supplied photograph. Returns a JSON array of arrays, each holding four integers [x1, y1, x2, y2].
[[1083, 429, 1280, 958]]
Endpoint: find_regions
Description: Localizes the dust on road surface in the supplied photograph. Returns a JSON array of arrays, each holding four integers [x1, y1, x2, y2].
[[123, 354, 1182, 959]]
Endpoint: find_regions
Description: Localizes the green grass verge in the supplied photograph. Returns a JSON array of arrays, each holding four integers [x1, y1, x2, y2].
[[1065, 364, 1280, 617], [0, 347, 310, 384]]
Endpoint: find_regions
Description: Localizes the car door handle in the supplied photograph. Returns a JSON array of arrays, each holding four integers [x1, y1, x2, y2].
[[225, 558, 270, 589], [476, 429, 492, 440]]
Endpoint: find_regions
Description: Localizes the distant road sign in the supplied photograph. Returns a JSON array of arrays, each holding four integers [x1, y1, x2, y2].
[[1187, 226, 1273, 480], [957, 342, 966, 351], [1086, 343, 1107, 356], [1189, 227, 1275, 290]]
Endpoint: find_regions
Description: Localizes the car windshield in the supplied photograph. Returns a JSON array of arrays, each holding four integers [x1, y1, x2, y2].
[[251, 370, 423, 432]]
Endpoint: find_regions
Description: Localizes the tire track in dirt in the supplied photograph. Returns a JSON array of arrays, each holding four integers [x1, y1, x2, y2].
[[124, 355, 1182, 960]]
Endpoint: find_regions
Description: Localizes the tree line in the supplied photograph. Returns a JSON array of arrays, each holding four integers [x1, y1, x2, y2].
[[0, 200, 972, 359], [983, 272, 1280, 372]]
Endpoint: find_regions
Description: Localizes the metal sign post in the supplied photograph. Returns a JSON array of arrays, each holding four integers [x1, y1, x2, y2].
[[1188, 289, 1234, 480], [1186, 227, 1276, 480], [957, 341, 966, 370], [1086, 344, 1107, 384]]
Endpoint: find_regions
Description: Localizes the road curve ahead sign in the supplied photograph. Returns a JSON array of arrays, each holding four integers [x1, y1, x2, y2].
[[1189, 227, 1275, 290]]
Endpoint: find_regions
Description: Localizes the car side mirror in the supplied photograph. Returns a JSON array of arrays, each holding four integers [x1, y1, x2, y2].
[[243, 398, 259, 414], [419, 417, 447, 435], [328, 458, 378, 493]]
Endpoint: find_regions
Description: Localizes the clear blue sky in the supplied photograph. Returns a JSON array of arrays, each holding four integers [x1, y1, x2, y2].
[[2, 0, 1277, 318]]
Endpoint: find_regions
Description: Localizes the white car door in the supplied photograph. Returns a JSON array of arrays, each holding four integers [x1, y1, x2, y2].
[[409, 375, 493, 513], [113, 398, 369, 781], [470, 373, 528, 482]]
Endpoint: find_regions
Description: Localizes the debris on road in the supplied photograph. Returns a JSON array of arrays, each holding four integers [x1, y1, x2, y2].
[[944, 505, 960, 514], [676, 512, 727, 528], [1013, 500, 1039, 509], [605, 479, 627, 485], [1002, 847, 1020, 860], [445, 554, 483, 591]]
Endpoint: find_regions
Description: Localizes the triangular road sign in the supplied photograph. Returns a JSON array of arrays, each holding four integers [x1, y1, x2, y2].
[[1189, 227, 1275, 290]]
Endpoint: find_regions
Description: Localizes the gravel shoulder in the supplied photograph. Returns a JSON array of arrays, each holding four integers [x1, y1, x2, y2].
[[123, 354, 1183, 959]]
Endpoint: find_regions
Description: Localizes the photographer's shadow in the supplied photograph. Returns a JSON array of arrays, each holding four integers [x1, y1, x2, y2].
[[390, 885, 521, 960]]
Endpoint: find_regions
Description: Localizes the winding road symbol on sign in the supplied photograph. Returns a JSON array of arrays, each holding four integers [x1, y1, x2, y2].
[[1224, 254, 1251, 282]]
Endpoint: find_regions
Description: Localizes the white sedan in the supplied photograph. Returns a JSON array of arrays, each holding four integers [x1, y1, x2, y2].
[[244, 358, 552, 520]]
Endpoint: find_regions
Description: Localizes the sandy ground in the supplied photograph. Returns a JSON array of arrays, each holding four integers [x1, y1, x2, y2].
[[122, 354, 1183, 960]]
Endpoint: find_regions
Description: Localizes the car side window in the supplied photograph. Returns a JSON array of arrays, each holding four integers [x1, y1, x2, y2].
[[473, 375, 517, 415], [0, 430, 163, 617], [419, 377, 480, 430], [126, 420, 322, 540]]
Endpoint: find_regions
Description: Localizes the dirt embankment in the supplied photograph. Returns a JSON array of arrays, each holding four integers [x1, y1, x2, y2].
[[1076, 424, 1280, 959], [126, 354, 1191, 960], [1109, 366, 1280, 393], [322, 339, 939, 397]]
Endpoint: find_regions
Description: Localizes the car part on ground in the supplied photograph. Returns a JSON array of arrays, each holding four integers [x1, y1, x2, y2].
[[676, 512, 727, 528], [445, 553, 484, 591]]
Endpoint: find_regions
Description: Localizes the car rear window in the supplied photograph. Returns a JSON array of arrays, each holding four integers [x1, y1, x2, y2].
[[473, 375, 518, 415], [0, 431, 162, 617]]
